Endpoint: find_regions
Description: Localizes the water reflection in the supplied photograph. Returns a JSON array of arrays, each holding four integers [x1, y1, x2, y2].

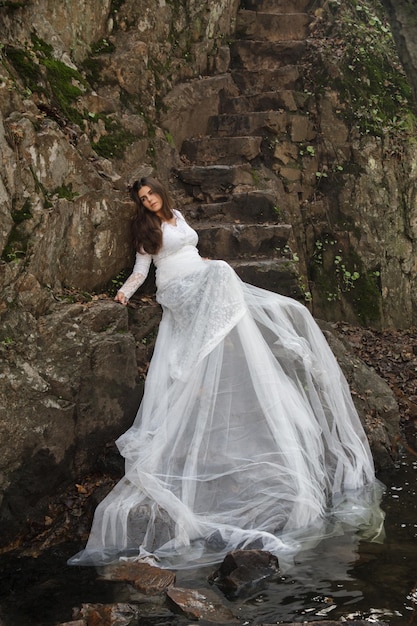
[[228, 452, 416, 625], [0, 453, 415, 625]]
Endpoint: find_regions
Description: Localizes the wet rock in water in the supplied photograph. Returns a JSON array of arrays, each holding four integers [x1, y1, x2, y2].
[[72, 603, 141, 625], [98, 561, 176, 594], [166, 586, 238, 623], [210, 549, 280, 598]]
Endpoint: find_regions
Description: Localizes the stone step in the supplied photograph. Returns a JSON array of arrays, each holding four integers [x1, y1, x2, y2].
[[177, 164, 255, 200], [231, 66, 300, 95], [197, 223, 292, 258], [221, 90, 301, 114], [230, 40, 306, 71], [189, 191, 279, 223], [242, 0, 313, 14], [208, 111, 315, 142], [181, 136, 262, 165], [230, 258, 302, 298], [208, 111, 287, 137], [236, 11, 310, 42]]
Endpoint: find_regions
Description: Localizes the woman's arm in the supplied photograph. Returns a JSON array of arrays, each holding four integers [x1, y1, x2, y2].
[[115, 251, 152, 305]]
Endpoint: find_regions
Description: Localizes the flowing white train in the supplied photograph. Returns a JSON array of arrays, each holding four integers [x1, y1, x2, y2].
[[68, 210, 384, 570]]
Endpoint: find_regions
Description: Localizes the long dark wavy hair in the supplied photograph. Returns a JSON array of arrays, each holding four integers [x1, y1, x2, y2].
[[130, 177, 174, 254]]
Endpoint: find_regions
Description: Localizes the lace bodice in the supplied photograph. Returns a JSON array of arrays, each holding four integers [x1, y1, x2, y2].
[[118, 210, 198, 300]]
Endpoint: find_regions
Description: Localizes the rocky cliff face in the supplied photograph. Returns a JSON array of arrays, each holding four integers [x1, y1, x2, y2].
[[381, 0, 417, 108], [301, 1, 417, 329], [0, 0, 411, 545], [0, 0, 241, 545]]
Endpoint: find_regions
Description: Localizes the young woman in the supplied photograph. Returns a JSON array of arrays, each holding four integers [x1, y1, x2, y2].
[[69, 177, 384, 570]]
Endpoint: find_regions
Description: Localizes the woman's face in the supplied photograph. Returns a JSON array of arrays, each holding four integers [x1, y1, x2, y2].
[[138, 185, 163, 215]]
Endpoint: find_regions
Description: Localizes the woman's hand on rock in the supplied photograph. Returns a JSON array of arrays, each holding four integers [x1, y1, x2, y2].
[[115, 291, 128, 305]]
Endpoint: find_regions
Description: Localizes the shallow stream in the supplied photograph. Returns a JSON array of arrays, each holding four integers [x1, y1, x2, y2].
[[0, 452, 416, 625]]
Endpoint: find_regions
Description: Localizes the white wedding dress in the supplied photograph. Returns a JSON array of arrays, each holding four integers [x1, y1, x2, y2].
[[68, 210, 384, 570]]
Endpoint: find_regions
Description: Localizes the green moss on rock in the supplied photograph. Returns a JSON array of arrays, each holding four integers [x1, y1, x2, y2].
[[92, 115, 136, 159], [11, 199, 32, 224], [4, 35, 87, 126], [1, 228, 28, 262], [349, 268, 382, 324], [54, 183, 79, 200], [309, 235, 382, 325], [3, 45, 44, 94], [313, 0, 416, 137]]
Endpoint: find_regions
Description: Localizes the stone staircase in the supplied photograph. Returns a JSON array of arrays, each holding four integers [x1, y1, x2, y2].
[[176, 0, 316, 297]]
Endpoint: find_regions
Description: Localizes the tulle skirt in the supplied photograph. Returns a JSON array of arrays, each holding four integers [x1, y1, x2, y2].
[[68, 248, 384, 570]]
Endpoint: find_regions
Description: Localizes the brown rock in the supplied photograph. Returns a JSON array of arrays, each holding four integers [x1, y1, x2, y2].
[[210, 549, 279, 598], [273, 141, 298, 165], [243, 0, 311, 11], [231, 257, 301, 298], [231, 66, 300, 94], [74, 603, 140, 626], [189, 191, 278, 223], [223, 90, 298, 115], [181, 136, 262, 165], [321, 322, 400, 470], [230, 40, 306, 71], [208, 111, 287, 137], [289, 114, 317, 142], [279, 166, 302, 182], [177, 164, 254, 200], [161, 75, 238, 149], [99, 561, 176, 594], [0, 300, 141, 546], [167, 586, 238, 623], [197, 223, 291, 259], [236, 10, 310, 42]]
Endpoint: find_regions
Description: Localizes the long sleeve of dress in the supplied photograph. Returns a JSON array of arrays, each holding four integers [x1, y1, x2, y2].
[[118, 251, 152, 301]]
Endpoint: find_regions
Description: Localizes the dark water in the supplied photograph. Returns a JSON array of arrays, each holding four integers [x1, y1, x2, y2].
[[0, 452, 416, 626]]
